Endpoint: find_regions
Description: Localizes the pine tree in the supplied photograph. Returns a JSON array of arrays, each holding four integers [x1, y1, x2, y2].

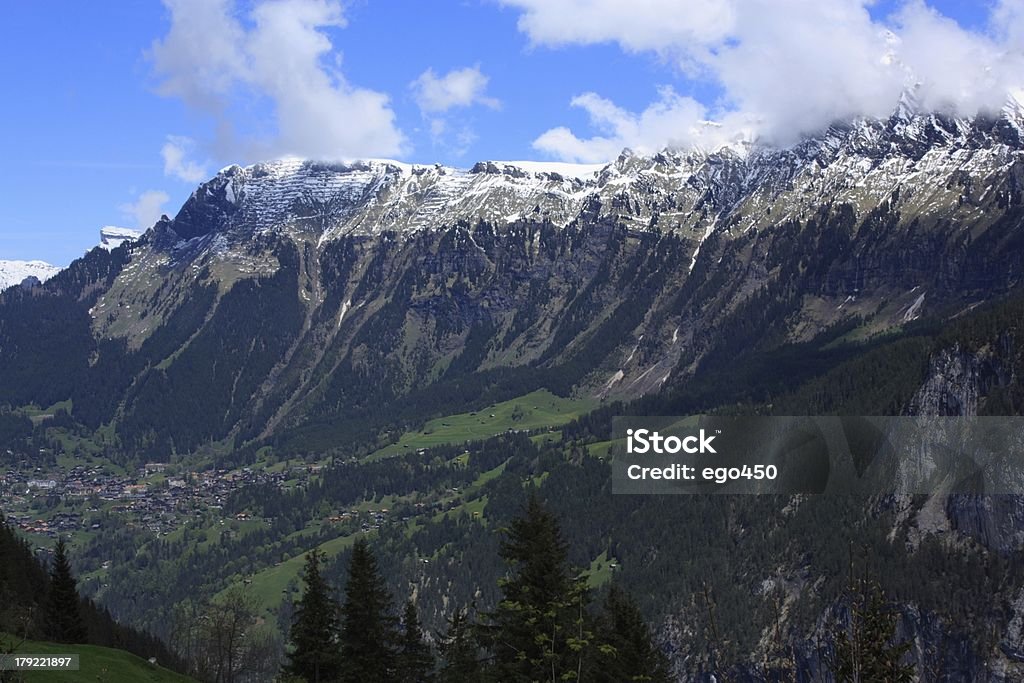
[[396, 599, 434, 683], [481, 494, 593, 682], [437, 607, 480, 683], [43, 538, 86, 644], [831, 577, 914, 683], [339, 538, 399, 682], [593, 585, 671, 683], [286, 549, 341, 683]]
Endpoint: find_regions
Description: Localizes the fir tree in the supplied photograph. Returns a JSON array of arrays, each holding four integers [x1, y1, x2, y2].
[[340, 538, 399, 682], [831, 576, 914, 682], [286, 549, 341, 683], [593, 585, 671, 683], [396, 599, 434, 683], [482, 494, 593, 682], [43, 538, 86, 644], [437, 607, 480, 683]]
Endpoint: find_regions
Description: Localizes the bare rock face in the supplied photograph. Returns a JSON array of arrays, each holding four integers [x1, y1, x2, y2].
[[907, 347, 981, 416]]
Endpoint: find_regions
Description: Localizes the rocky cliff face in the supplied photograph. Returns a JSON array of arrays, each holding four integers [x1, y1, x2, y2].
[[904, 337, 1024, 554], [4, 101, 1024, 459], [713, 323, 1024, 682], [5, 102, 1024, 683]]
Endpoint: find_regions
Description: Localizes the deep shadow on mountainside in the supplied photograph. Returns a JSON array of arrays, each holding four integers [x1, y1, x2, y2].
[[3, 103, 1024, 680]]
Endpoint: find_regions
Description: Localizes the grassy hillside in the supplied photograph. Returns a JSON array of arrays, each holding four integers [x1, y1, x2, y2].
[[367, 389, 596, 460], [214, 531, 361, 622], [1, 635, 193, 682]]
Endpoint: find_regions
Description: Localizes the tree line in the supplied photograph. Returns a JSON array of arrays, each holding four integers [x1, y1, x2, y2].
[[285, 495, 671, 683]]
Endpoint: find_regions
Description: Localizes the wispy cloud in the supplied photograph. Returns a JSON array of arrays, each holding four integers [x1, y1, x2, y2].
[[411, 65, 500, 114], [119, 190, 170, 229], [411, 65, 499, 159], [534, 88, 724, 163], [161, 135, 209, 183], [151, 0, 405, 162]]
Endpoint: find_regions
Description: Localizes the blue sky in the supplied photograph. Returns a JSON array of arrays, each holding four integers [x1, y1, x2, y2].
[[0, 0, 1017, 265]]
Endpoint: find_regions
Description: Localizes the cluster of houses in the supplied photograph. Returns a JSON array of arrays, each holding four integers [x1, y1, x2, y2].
[[1, 462, 288, 538], [3, 454, 488, 549]]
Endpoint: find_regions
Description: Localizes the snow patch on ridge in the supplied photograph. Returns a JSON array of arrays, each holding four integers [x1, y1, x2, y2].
[[497, 161, 606, 179], [0, 260, 60, 290], [100, 226, 143, 251]]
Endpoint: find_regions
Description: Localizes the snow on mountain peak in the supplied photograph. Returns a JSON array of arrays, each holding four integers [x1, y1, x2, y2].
[[893, 86, 923, 122], [100, 226, 143, 251], [154, 99, 1024, 268], [0, 259, 60, 290], [486, 160, 606, 180], [180, 156, 609, 248]]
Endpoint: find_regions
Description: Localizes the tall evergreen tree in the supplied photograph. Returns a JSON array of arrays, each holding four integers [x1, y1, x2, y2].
[[340, 538, 399, 682], [0, 519, 47, 639], [593, 585, 671, 683], [286, 549, 341, 683], [831, 577, 914, 683], [396, 599, 434, 683], [482, 494, 593, 682], [437, 607, 480, 683], [43, 538, 86, 644]]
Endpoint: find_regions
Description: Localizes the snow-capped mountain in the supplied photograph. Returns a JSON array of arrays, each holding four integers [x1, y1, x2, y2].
[[0, 259, 60, 290], [6, 94, 1024, 681], [99, 226, 142, 250], [154, 95, 1023, 264], [163, 158, 604, 247], [0, 226, 144, 291], [7, 98, 1024, 451]]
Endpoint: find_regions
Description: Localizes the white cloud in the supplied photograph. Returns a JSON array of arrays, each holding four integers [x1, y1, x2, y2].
[[423, 116, 483, 158], [151, 0, 404, 162], [411, 66, 498, 158], [151, 0, 248, 111], [993, 0, 1024, 46], [411, 66, 500, 113], [534, 88, 716, 162], [504, 0, 1024, 159], [450, 127, 479, 158], [120, 190, 170, 229], [893, 2, 1024, 115], [714, 0, 903, 144], [429, 118, 447, 139], [503, 0, 734, 67], [161, 136, 209, 183]]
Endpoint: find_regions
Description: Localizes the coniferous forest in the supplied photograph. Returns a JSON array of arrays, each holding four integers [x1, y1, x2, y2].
[[281, 497, 670, 683], [5, 90, 1024, 682], [4, 287, 1024, 680], [0, 518, 186, 674]]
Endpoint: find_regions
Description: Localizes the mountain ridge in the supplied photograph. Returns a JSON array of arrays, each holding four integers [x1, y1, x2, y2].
[[4, 102, 1024, 457], [141, 97, 1024, 282], [5, 102, 1024, 680]]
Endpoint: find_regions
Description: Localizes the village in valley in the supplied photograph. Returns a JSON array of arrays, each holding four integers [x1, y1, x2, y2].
[[1, 459, 292, 539]]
